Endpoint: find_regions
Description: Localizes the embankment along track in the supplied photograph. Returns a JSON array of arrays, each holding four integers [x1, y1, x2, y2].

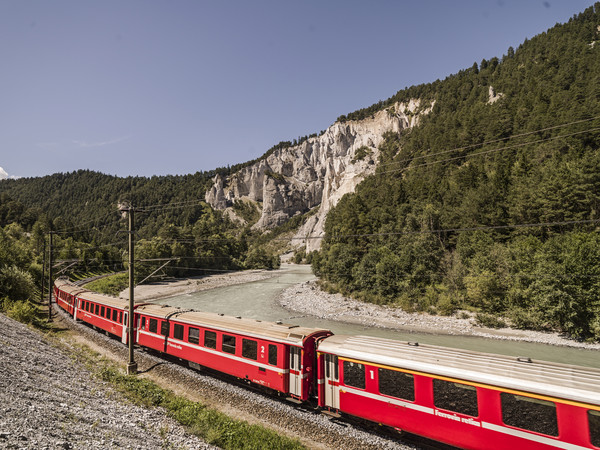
[[49, 304, 418, 449]]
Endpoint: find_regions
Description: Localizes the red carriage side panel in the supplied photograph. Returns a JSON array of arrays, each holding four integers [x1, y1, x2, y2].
[[318, 334, 600, 450]]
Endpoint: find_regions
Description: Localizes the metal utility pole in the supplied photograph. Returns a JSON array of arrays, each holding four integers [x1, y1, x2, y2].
[[41, 239, 46, 305], [47, 231, 54, 320], [120, 204, 138, 375]]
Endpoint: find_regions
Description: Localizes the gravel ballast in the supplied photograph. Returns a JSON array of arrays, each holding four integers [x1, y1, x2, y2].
[[0, 313, 214, 450]]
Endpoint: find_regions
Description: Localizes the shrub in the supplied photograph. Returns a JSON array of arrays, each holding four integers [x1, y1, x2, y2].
[[474, 312, 507, 329]]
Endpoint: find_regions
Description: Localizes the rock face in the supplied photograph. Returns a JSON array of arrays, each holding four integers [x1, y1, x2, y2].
[[205, 100, 431, 251]]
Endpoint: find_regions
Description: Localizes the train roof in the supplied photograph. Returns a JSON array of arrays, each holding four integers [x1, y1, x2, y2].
[[318, 334, 600, 407], [136, 303, 331, 346], [55, 279, 129, 309]]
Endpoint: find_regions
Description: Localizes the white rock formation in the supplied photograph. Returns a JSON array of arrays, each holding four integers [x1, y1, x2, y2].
[[205, 100, 432, 251]]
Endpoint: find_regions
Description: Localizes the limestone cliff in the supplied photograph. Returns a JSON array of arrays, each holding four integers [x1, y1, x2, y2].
[[205, 100, 432, 251]]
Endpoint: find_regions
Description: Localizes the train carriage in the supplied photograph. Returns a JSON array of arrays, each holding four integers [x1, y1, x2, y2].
[[317, 335, 600, 450], [135, 304, 332, 400], [55, 279, 131, 343], [54, 278, 84, 317]]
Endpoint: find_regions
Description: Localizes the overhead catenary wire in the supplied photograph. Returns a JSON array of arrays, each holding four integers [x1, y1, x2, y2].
[[376, 126, 600, 176], [377, 114, 600, 169]]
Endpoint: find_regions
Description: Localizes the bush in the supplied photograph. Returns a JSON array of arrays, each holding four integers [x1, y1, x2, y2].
[[0, 265, 36, 301], [474, 312, 507, 329], [4, 299, 42, 326]]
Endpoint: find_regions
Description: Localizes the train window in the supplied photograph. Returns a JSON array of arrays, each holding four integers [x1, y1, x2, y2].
[[433, 379, 478, 417], [242, 339, 257, 360], [589, 410, 600, 447], [160, 321, 169, 337], [343, 361, 365, 389], [173, 324, 184, 340], [325, 354, 339, 379], [112, 309, 118, 322], [119, 312, 123, 323], [501, 393, 557, 436], [149, 318, 158, 334], [379, 369, 415, 402], [268, 344, 278, 365], [95, 304, 99, 315], [188, 327, 200, 345], [105, 307, 111, 318], [289, 347, 301, 371], [101, 306, 105, 317], [222, 334, 236, 354], [204, 330, 217, 349], [141, 317, 146, 330]]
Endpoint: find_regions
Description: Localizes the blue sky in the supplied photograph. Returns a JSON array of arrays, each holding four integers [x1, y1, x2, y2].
[[0, 0, 596, 179]]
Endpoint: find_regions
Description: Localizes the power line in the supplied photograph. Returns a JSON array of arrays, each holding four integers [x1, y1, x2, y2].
[[377, 115, 600, 169], [377, 126, 600, 176]]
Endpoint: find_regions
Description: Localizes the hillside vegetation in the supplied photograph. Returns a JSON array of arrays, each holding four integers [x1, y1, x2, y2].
[[1, 5, 600, 341], [312, 4, 600, 340]]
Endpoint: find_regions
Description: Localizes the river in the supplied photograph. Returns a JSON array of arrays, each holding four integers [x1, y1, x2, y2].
[[152, 265, 600, 369]]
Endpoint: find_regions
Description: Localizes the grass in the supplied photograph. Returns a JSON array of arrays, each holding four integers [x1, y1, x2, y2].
[[84, 273, 129, 296]]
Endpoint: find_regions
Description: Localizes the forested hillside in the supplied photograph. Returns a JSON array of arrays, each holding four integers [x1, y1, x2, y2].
[[312, 4, 600, 340], [0, 169, 279, 312]]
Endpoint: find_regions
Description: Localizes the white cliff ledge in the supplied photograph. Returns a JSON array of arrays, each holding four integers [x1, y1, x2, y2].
[[205, 100, 432, 251]]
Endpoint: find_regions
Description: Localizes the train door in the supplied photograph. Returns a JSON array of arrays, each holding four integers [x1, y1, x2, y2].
[[289, 346, 302, 397], [73, 297, 79, 321], [121, 312, 128, 344], [324, 354, 340, 409]]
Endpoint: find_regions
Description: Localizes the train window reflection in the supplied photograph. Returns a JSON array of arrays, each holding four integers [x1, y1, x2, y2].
[[222, 334, 236, 354], [160, 321, 169, 337], [242, 339, 257, 360], [501, 393, 557, 436], [188, 327, 199, 345], [268, 344, 277, 365], [343, 361, 365, 389], [173, 323, 184, 340], [433, 379, 478, 417], [379, 369, 414, 401], [589, 410, 600, 447], [204, 330, 217, 349]]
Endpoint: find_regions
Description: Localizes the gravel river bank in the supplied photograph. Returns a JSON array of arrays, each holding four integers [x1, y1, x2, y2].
[[276, 276, 600, 351]]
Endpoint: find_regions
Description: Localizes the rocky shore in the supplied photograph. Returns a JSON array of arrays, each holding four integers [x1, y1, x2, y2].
[[277, 279, 600, 351]]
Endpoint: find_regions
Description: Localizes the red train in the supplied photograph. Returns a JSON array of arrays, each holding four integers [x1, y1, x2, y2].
[[54, 278, 600, 449]]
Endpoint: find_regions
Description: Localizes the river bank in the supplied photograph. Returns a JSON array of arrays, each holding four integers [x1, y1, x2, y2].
[[121, 269, 276, 302], [276, 278, 600, 351]]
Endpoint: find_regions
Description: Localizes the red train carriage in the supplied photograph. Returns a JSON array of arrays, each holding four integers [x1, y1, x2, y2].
[[54, 278, 85, 317], [54, 279, 131, 343], [317, 335, 600, 450], [135, 304, 332, 401]]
